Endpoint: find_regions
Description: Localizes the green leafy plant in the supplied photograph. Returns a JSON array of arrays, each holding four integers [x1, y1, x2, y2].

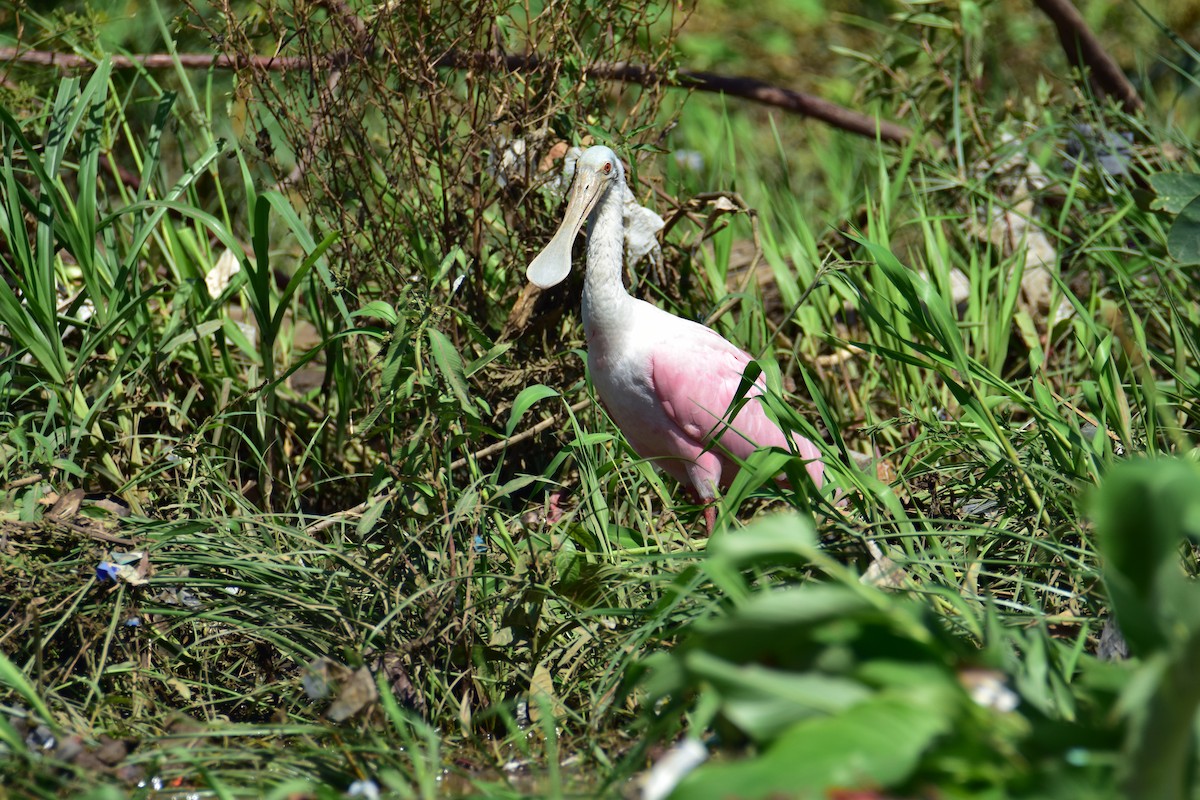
[[1092, 457, 1200, 799]]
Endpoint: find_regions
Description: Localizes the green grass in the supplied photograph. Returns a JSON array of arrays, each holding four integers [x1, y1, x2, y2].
[[2, 0, 1200, 797]]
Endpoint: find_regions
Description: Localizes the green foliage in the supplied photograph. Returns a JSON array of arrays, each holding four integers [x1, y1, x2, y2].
[[1092, 458, 1200, 799], [634, 476, 1200, 797], [1149, 172, 1200, 263]]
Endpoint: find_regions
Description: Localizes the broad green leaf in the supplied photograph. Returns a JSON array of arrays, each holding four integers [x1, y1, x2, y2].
[[670, 692, 954, 799], [160, 319, 224, 355], [427, 328, 476, 417], [270, 231, 339, 336], [137, 91, 176, 204], [1167, 194, 1200, 264], [221, 315, 260, 362], [1091, 458, 1200, 655], [465, 341, 511, 378], [683, 650, 871, 741], [262, 188, 352, 326], [702, 583, 877, 633], [529, 662, 562, 722], [356, 495, 389, 537], [506, 384, 558, 436], [352, 301, 400, 325], [706, 510, 819, 569], [1148, 172, 1200, 214]]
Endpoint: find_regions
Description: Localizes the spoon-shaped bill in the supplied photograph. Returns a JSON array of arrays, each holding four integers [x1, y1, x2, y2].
[[526, 169, 606, 289]]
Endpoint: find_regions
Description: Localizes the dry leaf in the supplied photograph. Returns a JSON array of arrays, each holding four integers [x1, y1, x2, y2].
[[317, 662, 378, 723], [48, 488, 86, 520], [860, 539, 908, 589], [527, 661, 563, 723]]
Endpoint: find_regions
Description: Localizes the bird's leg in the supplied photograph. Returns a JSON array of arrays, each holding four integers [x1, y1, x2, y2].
[[685, 458, 723, 535], [546, 488, 570, 524], [682, 485, 719, 535]]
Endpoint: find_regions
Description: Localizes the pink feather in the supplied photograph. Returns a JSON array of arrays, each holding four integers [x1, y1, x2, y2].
[[527, 146, 825, 530], [593, 307, 823, 502]]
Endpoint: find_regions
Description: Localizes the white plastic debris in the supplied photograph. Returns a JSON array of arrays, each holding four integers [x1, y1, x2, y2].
[[622, 181, 666, 270], [206, 248, 241, 298], [958, 667, 1020, 713], [673, 150, 704, 173], [346, 779, 380, 800], [488, 137, 529, 190], [641, 738, 708, 800]]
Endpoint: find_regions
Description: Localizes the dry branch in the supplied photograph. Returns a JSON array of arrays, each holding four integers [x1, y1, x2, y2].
[[0, 46, 912, 144], [1032, 0, 1143, 113], [0, 47, 310, 72]]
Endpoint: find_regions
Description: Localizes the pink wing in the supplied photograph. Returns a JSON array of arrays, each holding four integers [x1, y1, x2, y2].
[[649, 326, 824, 493]]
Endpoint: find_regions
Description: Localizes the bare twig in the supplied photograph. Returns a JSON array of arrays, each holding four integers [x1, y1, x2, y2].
[[0, 47, 311, 72], [436, 52, 914, 144], [44, 513, 137, 547], [0, 47, 913, 144], [4, 474, 44, 490], [448, 398, 593, 471], [305, 489, 399, 535], [1032, 0, 1143, 114], [308, 393, 591, 530], [664, 67, 911, 143]]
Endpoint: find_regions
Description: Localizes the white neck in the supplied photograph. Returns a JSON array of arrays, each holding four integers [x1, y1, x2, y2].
[[581, 183, 633, 340]]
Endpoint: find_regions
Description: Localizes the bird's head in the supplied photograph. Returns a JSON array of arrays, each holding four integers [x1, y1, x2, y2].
[[526, 145, 624, 289]]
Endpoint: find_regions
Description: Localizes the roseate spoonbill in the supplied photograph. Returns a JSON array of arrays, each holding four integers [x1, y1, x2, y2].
[[527, 146, 824, 531]]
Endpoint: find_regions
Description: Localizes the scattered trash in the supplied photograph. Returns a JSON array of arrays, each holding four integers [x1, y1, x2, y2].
[[487, 136, 531, 190], [958, 667, 1019, 712], [205, 248, 241, 298], [94, 551, 151, 586], [672, 149, 705, 173], [860, 539, 908, 589], [641, 738, 708, 800], [959, 498, 1001, 519], [303, 657, 379, 722], [472, 534, 488, 554], [25, 724, 56, 751], [346, 778, 380, 800], [154, 587, 202, 608], [966, 134, 1073, 328], [1097, 618, 1129, 661], [302, 663, 333, 701], [1064, 124, 1133, 179]]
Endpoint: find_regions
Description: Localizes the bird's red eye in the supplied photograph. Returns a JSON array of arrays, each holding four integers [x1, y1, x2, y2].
[[603, 162, 612, 174]]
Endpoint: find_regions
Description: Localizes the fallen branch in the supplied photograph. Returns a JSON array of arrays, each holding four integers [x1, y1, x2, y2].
[[0, 47, 912, 144], [448, 397, 593, 471], [0, 48, 309, 72], [1032, 0, 1142, 114], [607, 63, 912, 144], [438, 52, 913, 144], [44, 513, 137, 547]]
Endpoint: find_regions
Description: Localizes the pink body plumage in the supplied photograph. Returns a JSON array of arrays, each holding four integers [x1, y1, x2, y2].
[[527, 146, 823, 529]]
